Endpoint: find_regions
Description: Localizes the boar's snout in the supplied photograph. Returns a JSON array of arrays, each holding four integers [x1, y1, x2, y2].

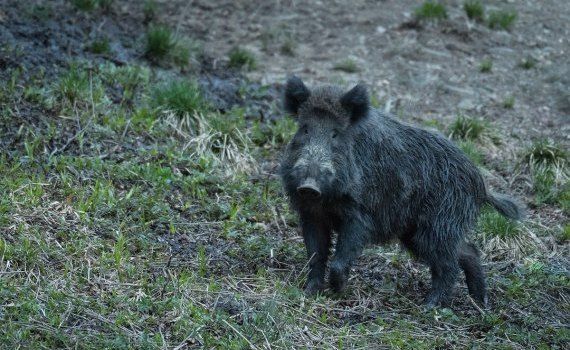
[[296, 178, 321, 199]]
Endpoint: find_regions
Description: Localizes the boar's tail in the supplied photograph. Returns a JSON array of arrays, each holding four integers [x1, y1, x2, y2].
[[485, 192, 524, 220]]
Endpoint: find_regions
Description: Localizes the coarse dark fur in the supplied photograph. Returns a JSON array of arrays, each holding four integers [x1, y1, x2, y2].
[[279, 76, 523, 307]]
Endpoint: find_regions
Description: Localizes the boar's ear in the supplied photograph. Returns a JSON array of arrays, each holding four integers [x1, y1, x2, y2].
[[284, 76, 310, 115], [340, 84, 369, 123]]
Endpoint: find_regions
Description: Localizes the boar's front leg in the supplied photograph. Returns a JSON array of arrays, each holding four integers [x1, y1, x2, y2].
[[329, 216, 369, 293], [301, 214, 332, 295]]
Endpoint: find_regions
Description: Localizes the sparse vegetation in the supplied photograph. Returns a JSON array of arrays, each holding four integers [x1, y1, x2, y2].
[[151, 79, 209, 118], [71, 0, 97, 11], [145, 25, 174, 60], [280, 38, 297, 56], [522, 140, 568, 207], [457, 140, 484, 165], [519, 56, 537, 69], [478, 208, 521, 239], [333, 59, 361, 73], [464, 1, 484, 21], [479, 58, 493, 73], [144, 26, 196, 67], [143, 0, 157, 22], [523, 140, 567, 169], [228, 47, 257, 70], [503, 95, 515, 109], [448, 115, 487, 141], [487, 10, 517, 30], [414, 1, 448, 22], [89, 37, 110, 54], [52, 64, 104, 107], [97, 0, 113, 12]]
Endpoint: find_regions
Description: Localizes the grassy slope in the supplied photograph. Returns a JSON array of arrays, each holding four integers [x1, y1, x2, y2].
[[0, 60, 568, 350]]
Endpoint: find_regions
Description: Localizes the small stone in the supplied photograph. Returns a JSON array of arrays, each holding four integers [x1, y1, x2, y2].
[[376, 26, 387, 34]]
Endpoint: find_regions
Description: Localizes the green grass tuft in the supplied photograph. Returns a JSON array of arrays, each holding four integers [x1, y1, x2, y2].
[[89, 37, 110, 54], [333, 59, 361, 73], [560, 224, 570, 242], [503, 96, 515, 109], [151, 80, 209, 117], [478, 208, 521, 239], [280, 38, 297, 56], [415, 1, 448, 22], [522, 140, 567, 168], [97, 0, 113, 12], [228, 47, 257, 70], [464, 1, 484, 21], [487, 10, 517, 30], [519, 56, 537, 70], [532, 166, 557, 205], [143, 0, 157, 22], [479, 58, 493, 73], [53, 64, 96, 106], [71, 0, 97, 11], [145, 25, 175, 60], [457, 140, 484, 165], [448, 115, 487, 141]]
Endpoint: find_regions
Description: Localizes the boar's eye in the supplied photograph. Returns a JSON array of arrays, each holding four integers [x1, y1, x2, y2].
[[303, 126, 309, 135], [331, 130, 338, 138]]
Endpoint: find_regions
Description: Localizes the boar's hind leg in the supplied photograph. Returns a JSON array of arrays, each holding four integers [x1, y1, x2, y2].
[[329, 217, 369, 293], [402, 228, 460, 307], [458, 241, 487, 306], [425, 255, 460, 307], [301, 216, 332, 295]]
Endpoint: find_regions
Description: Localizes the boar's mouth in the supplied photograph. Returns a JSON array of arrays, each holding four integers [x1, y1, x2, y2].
[[296, 178, 322, 199]]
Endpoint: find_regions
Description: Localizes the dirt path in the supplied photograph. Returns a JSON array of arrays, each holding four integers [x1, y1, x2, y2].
[[166, 0, 569, 142]]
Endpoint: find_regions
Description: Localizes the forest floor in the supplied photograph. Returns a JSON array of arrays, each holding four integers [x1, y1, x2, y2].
[[0, 0, 568, 348]]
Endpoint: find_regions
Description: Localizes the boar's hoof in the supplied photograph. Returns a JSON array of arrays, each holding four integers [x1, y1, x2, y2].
[[329, 265, 349, 293], [304, 280, 326, 296], [423, 292, 450, 308]]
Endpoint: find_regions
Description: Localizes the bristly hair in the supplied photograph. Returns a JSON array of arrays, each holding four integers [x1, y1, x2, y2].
[[340, 84, 369, 122], [284, 75, 310, 115]]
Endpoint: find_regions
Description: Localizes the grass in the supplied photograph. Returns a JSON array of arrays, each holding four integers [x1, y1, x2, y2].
[[71, 0, 112, 12], [280, 38, 297, 56], [71, 0, 97, 11], [503, 95, 515, 109], [89, 37, 110, 54], [522, 140, 567, 168], [150, 79, 209, 118], [143, 0, 157, 22], [519, 56, 537, 70], [414, 1, 448, 22], [457, 140, 484, 165], [448, 115, 488, 141], [521, 140, 568, 207], [260, 25, 297, 56], [52, 63, 104, 108], [464, 1, 484, 21], [97, 0, 113, 12], [228, 47, 257, 70], [479, 58, 493, 73], [487, 10, 517, 30], [478, 207, 521, 239], [145, 25, 175, 60], [333, 59, 361, 73], [1, 20, 569, 349], [144, 26, 196, 68]]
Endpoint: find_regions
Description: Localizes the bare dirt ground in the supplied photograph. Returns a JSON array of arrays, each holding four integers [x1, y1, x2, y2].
[[170, 0, 569, 133]]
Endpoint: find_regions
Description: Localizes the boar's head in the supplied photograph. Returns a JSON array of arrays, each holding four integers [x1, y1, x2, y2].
[[280, 76, 369, 203]]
